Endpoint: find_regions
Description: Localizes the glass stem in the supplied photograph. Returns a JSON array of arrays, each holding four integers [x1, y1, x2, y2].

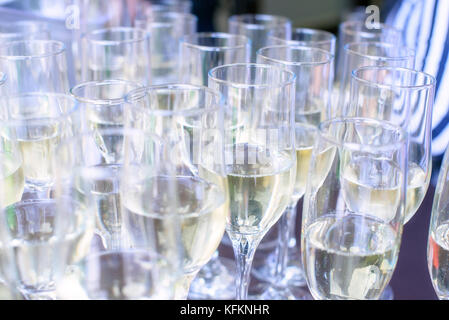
[[174, 271, 198, 300], [231, 234, 261, 300], [274, 204, 296, 281]]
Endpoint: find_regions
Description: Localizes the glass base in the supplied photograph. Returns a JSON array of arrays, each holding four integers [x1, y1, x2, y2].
[[251, 248, 307, 288], [249, 282, 313, 300], [188, 256, 236, 300]]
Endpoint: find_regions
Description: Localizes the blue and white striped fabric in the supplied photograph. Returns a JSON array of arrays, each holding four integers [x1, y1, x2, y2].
[[386, 0, 449, 157]]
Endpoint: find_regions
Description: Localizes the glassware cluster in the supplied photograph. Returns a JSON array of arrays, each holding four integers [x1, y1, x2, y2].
[[0, 1, 443, 300]]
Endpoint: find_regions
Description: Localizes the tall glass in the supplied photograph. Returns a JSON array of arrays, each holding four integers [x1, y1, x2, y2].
[[180, 32, 250, 86], [209, 63, 296, 300], [124, 84, 228, 299], [0, 93, 81, 197], [69, 80, 143, 249], [337, 42, 415, 117], [428, 145, 449, 300], [228, 14, 291, 62], [269, 28, 336, 55], [135, 11, 197, 84], [0, 40, 69, 94], [255, 45, 334, 299], [82, 27, 151, 85], [336, 21, 403, 81], [179, 32, 250, 299], [348, 66, 435, 224], [302, 117, 408, 300]]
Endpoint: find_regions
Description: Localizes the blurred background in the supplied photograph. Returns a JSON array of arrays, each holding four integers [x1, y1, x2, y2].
[[0, 0, 439, 300]]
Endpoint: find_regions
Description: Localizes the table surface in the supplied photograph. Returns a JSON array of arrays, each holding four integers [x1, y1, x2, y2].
[[389, 184, 437, 300]]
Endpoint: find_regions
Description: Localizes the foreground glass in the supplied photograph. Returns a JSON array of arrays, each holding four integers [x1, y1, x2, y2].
[[124, 84, 228, 299], [269, 28, 336, 55], [0, 93, 81, 197], [428, 145, 449, 300], [337, 42, 415, 116], [180, 32, 249, 299], [348, 66, 435, 224], [302, 118, 407, 300], [57, 248, 174, 299], [209, 63, 296, 300], [336, 21, 402, 80], [228, 14, 291, 62], [135, 11, 197, 84], [0, 151, 97, 300], [0, 40, 69, 94], [255, 45, 334, 298], [82, 27, 151, 85]]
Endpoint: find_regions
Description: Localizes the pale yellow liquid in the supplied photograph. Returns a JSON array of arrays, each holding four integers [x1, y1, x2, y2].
[[304, 213, 399, 300], [123, 176, 227, 275], [0, 154, 24, 207], [18, 129, 60, 185], [404, 164, 428, 223], [225, 143, 296, 237], [292, 146, 313, 202]]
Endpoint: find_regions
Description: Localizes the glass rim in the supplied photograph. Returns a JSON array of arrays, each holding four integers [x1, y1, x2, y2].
[[70, 79, 144, 106], [352, 66, 436, 90], [0, 72, 5, 85], [344, 41, 415, 61], [257, 45, 334, 66], [340, 20, 401, 38], [181, 32, 250, 52], [137, 11, 197, 28], [208, 63, 296, 89], [86, 27, 149, 46], [0, 20, 50, 39], [270, 27, 336, 46], [228, 13, 291, 29], [318, 117, 407, 153], [0, 92, 79, 125], [0, 39, 65, 60], [125, 83, 222, 117]]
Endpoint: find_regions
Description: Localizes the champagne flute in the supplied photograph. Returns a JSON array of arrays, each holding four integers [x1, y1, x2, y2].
[[228, 14, 291, 62], [124, 84, 228, 299], [337, 42, 415, 116], [302, 117, 408, 300], [82, 27, 151, 85], [0, 93, 81, 198], [53, 128, 176, 300], [336, 21, 403, 81], [428, 144, 449, 300], [209, 63, 296, 300], [179, 31, 250, 300], [0, 40, 69, 94], [348, 66, 435, 224], [255, 45, 334, 299], [0, 144, 98, 300], [135, 11, 197, 84]]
